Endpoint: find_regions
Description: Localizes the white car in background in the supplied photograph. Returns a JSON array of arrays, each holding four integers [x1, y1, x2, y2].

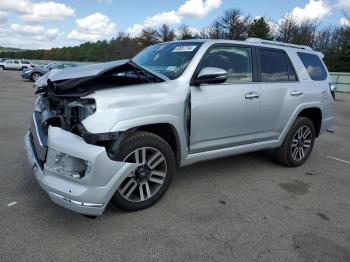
[[0, 59, 34, 70]]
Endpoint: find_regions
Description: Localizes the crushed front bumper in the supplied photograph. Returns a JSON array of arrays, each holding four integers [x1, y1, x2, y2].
[[24, 118, 136, 216]]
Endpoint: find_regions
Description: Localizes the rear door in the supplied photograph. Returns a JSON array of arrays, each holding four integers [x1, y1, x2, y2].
[[5, 60, 13, 69], [256, 48, 302, 142], [190, 44, 261, 153], [13, 60, 20, 70]]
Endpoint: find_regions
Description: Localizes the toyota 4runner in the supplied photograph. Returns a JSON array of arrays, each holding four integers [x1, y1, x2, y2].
[[24, 39, 335, 216]]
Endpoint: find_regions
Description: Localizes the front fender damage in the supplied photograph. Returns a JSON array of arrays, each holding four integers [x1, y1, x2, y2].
[[25, 125, 137, 216]]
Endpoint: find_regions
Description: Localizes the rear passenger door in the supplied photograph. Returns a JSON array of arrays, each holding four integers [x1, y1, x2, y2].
[[256, 48, 302, 142], [13, 60, 21, 70]]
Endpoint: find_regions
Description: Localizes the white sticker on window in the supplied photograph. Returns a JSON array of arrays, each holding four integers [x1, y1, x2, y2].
[[172, 46, 197, 52]]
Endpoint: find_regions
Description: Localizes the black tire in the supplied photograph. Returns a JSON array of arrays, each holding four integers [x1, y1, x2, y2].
[[21, 67, 27, 71], [31, 72, 42, 82], [275, 117, 315, 167], [0, 66, 4, 70], [110, 131, 175, 212]]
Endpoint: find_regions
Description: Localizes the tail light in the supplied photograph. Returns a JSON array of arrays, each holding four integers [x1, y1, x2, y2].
[[329, 83, 336, 100]]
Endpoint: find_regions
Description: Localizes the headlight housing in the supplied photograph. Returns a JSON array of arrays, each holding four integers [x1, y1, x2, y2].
[[67, 98, 96, 122]]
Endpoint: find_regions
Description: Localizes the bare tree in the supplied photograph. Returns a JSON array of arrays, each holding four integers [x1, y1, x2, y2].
[[159, 24, 175, 42], [137, 27, 160, 47], [217, 9, 250, 40], [292, 19, 318, 47], [314, 25, 334, 51], [177, 25, 196, 40], [277, 13, 298, 43], [206, 21, 223, 39]]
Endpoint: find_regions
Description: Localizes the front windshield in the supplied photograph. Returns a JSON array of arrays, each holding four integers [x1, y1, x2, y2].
[[132, 42, 203, 80]]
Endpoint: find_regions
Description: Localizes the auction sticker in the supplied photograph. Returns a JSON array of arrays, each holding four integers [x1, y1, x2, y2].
[[172, 46, 197, 52]]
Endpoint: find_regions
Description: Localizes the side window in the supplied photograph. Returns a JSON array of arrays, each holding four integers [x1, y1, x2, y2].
[[199, 46, 253, 83], [259, 49, 291, 82], [6, 60, 12, 64], [14, 60, 19, 64], [297, 52, 327, 81]]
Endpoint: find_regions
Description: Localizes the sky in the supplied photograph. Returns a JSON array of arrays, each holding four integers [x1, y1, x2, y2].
[[0, 0, 349, 49]]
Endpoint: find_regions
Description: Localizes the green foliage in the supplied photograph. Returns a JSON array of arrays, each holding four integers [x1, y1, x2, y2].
[[248, 17, 273, 40]]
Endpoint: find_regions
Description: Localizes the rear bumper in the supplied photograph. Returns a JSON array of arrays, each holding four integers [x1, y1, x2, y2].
[[24, 123, 136, 216]]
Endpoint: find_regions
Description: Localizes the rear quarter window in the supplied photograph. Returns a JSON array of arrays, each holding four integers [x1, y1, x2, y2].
[[297, 52, 327, 81]]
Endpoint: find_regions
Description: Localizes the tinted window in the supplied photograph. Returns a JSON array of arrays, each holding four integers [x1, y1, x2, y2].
[[199, 46, 253, 83], [260, 49, 291, 82], [21, 61, 30, 64], [14, 60, 19, 64], [297, 52, 327, 81]]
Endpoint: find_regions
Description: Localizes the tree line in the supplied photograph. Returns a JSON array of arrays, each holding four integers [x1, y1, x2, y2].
[[1, 8, 349, 72]]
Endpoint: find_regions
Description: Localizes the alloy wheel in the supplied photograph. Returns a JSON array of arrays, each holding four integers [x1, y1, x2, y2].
[[118, 147, 167, 202], [32, 73, 41, 82], [291, 125, 312, 161]]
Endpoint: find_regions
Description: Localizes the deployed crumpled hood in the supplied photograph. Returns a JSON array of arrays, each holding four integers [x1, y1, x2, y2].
[[50, 59, 129, 81], [35, 59, 164, 97]]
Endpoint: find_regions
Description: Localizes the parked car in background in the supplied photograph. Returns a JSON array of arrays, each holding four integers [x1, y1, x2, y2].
[[0, 59, 34, 70], [25, 39, 334, 216], [22, 63, 78, 82]]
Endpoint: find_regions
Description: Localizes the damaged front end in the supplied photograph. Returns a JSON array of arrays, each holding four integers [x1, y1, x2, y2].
[[24, 60, 159, 216]]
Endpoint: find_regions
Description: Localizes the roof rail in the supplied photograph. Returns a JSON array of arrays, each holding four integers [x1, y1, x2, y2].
[[245, 38, 313, 51]]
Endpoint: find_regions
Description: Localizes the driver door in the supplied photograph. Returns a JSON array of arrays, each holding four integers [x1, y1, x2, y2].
[[190, 45, 261, 153]]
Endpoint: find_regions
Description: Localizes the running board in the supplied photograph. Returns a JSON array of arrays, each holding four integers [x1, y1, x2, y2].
[[183, 140, 279, 166]]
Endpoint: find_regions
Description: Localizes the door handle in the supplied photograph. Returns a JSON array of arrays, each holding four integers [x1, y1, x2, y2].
[[245, 92, 260, 99], [290, 90, 303, 97]]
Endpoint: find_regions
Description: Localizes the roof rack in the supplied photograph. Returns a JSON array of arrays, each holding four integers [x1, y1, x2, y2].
[[245, 38, 313, 51]]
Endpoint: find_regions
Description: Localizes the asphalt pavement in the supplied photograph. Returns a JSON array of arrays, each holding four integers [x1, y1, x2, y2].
[[1, 70, 350, 262]]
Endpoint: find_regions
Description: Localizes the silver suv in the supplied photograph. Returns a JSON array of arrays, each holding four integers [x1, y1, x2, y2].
[[25, 39, 335, 216], [0, 59, 33, 70]]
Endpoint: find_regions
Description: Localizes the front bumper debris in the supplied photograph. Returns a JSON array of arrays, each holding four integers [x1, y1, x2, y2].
[[24, 122, 137, 216]]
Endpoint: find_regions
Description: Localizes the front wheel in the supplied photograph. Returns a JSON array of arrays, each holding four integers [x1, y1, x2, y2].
[[0, 66, 4, 70], [275, 117, 315, 167], [31, 72, 42, 82], [110, 131, 175, 211]]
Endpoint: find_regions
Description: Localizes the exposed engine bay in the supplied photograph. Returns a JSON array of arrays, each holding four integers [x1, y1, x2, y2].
[[34, 60, 164, 144]]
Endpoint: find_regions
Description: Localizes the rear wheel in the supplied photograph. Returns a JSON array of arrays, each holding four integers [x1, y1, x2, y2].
[[275, 117, 315, 167], [0, 66, 4, 70], [31, 72, 42, 82], [110, 131, 175, 211]]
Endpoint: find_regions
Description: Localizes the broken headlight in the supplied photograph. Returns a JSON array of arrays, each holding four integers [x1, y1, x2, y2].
[[67, 98, 96, 122]]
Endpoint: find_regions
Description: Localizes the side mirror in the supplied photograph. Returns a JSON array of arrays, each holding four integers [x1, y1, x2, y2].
[[193, 67, 227, 85]]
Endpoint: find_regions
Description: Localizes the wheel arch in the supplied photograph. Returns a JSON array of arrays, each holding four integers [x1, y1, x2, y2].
[[278, 103, 323, 146], [125, 123, 182, 167], [297, 107, 322, 137]]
